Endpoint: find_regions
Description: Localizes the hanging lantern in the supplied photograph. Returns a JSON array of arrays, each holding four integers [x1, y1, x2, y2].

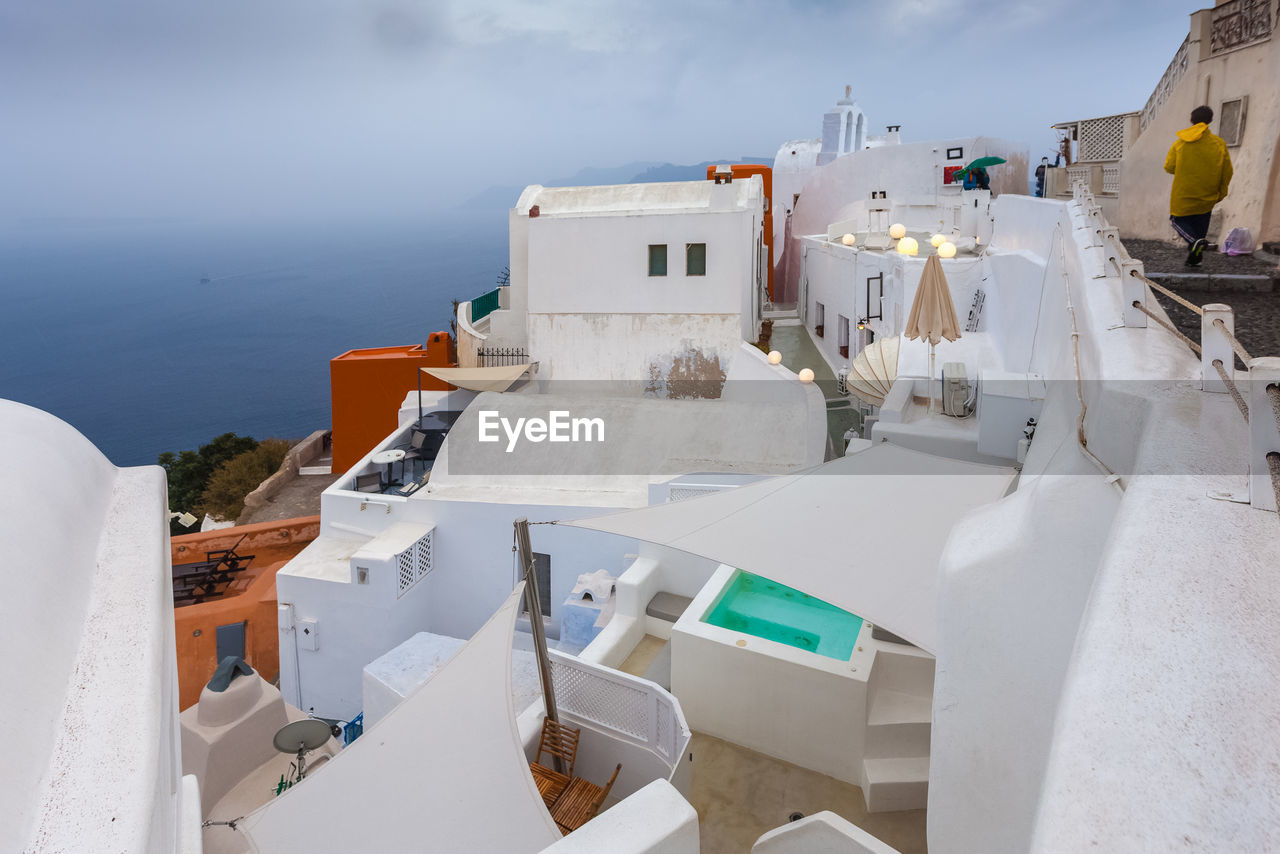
[[896, 236, 919, 256], [938, 241, 957, 259], [889, 223, 907, 240], [930, 233, 947, 248]]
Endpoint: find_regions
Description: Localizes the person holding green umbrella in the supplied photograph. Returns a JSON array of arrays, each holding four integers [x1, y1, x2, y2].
[[954, 156, 1006, 190]]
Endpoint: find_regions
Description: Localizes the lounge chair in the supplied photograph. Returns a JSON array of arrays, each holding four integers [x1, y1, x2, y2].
[[529, 718, 580, 808], [551, 762, 621, 834]]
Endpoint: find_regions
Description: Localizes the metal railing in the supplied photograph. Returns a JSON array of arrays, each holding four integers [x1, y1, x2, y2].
[[477, 346, 528, 367], [470, 288, 501, 323]]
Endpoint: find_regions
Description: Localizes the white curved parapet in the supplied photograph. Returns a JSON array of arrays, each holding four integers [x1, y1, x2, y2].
[[0, 400, 193, 853], [752, 811, 903, 854]]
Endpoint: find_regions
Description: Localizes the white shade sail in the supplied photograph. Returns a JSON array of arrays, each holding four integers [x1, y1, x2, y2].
[[423, 364, 531, 393], [236, 586, 559, 852], [561, 443, 1015, 653]]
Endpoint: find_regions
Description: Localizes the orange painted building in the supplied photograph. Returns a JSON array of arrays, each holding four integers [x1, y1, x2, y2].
[[708, 164, 775, 300], [172, 516, 320, 710], [329, 332, 454, 473]]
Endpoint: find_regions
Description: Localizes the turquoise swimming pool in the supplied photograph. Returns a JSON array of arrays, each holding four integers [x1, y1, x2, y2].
[[702, 570, 863, 660]]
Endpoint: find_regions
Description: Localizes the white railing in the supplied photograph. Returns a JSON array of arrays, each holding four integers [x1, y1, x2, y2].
[[1066, 165, 1091, 191], [549, 649, 688, 765], [1101, 164, 1121, 194], [1141, 35, 1190, 132]]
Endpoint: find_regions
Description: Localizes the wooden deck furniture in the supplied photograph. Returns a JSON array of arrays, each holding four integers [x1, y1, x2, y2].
[[171, 535, 256, 605], [529, 763, 570, 808], [551, 762, 621, 834], [530, 718, 580, 808]]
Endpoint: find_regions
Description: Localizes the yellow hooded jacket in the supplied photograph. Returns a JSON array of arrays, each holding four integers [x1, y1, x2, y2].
[[1164, 123, 1233, 217]]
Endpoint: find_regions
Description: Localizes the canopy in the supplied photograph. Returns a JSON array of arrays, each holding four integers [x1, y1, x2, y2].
[[236, 586, 559, 852], [560, 443, 1015, 653], [847, 337, 900, 407], [423, 364, 531, 393]]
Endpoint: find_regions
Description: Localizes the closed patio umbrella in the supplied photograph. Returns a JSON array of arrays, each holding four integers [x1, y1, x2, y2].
[[905, 254, 961, 413]]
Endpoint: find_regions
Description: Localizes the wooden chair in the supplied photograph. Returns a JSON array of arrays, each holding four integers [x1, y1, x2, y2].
[[530, 718, 580, 808], [551, 762, 621, 835]]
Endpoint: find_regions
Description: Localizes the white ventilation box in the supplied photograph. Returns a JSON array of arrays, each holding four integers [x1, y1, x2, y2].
[[977, 371, 1045, 460], [941, 362, 971, 417]]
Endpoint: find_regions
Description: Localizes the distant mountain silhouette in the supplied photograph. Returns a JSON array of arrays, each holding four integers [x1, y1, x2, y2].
[[462, 157, 775, 210]]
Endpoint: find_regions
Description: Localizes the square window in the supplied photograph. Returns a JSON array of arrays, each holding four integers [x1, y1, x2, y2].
[[947, 146, 964, 160], [1219, 97, 1247, 147], [686, 243, 706, 276], [648, 244, 667, 276]]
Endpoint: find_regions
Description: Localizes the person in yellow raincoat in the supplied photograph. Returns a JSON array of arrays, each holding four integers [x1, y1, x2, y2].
[[1164, 105, 1233, 266]]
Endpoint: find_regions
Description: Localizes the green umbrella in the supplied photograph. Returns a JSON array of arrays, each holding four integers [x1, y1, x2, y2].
[[953, 156, 1006, 178]]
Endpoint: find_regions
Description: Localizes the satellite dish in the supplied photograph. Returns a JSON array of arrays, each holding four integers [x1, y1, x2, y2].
[[274, 719, 332, 753], [273, 719, 333, 782]]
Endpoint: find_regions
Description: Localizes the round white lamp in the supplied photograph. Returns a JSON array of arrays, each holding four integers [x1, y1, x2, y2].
[[767, 350, 783, 365], [930, 233, 947, 248], [841, 233, 856, 246], [938, 241, 957, 259], [896, 236, 919, 256], [797, 368, 815, 384], [889, 223, 907, 240]]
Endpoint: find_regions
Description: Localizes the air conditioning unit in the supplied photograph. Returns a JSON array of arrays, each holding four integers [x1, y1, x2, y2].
[[941, 362, 972, 417]]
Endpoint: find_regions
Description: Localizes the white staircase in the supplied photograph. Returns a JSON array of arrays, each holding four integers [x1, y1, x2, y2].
[[860, 648, 934, 812]]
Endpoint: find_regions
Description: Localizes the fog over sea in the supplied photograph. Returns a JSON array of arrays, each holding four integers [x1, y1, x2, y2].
[[0, 212, 508, 466]]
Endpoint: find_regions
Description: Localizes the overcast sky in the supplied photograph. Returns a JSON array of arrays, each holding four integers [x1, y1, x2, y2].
[[1, 0, 1192, 223]]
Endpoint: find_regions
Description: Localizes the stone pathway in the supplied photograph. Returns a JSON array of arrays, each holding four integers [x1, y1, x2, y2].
[[1125, 240, 1280, 359]]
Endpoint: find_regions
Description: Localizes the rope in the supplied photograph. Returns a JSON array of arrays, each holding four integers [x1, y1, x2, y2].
[[1212, 360, 1248, 421], [1212, 317, 1252, 366], [1060, 229, 1120, 484], [1131, 269, 1204, 315], [1132, 301, 1202, 354]]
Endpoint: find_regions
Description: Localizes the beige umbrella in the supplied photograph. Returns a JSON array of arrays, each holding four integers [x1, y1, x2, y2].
[[847, 336, 900, 407], [904, 254, 961, 413]]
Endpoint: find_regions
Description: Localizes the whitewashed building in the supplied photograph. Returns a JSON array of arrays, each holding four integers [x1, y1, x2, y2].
[[0, 402, 201, 853], [461, 177, 768, 391]]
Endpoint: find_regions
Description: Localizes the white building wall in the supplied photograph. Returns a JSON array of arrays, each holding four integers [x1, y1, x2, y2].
[[780, 137, 1028, 303], [277, 484, 639, 721], [522, 192, 762, 383], [0, 402, 190, 853]]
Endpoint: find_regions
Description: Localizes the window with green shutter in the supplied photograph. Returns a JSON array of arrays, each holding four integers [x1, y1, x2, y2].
[[686, 242, 706, 276], [648, 244, 667, 276]]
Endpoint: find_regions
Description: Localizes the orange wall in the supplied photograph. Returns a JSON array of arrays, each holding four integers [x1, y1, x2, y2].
[[708, 164, 774, 300], [330, 332, 453, 473], [172, 516, 320, 710]]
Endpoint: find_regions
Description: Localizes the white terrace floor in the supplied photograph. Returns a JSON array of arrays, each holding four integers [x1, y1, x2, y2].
[[619, 635, 927, 854]]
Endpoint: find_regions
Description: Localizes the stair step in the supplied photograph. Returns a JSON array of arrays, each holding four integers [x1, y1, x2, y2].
[[864, 720, 931, 759], [861, 756, 930, 813], [868, 688, 931, 726]]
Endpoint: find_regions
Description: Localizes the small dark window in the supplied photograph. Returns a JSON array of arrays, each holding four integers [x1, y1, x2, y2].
[[648, 244, 667, 277], [946, 146, 964, 160], [815, 302, 825, 338], [838, 315, 850, 358], [216, 621, 246, 663], [521, 552, 553, 617], [686, 243, 706, 276]]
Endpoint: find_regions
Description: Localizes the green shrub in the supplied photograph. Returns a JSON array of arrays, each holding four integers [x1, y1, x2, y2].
[[198, 439, 293, 522], [160, 433, 259, 534]]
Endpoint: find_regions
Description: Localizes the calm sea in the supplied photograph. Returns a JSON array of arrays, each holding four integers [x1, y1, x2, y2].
[[0, 213, 508, 467]]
